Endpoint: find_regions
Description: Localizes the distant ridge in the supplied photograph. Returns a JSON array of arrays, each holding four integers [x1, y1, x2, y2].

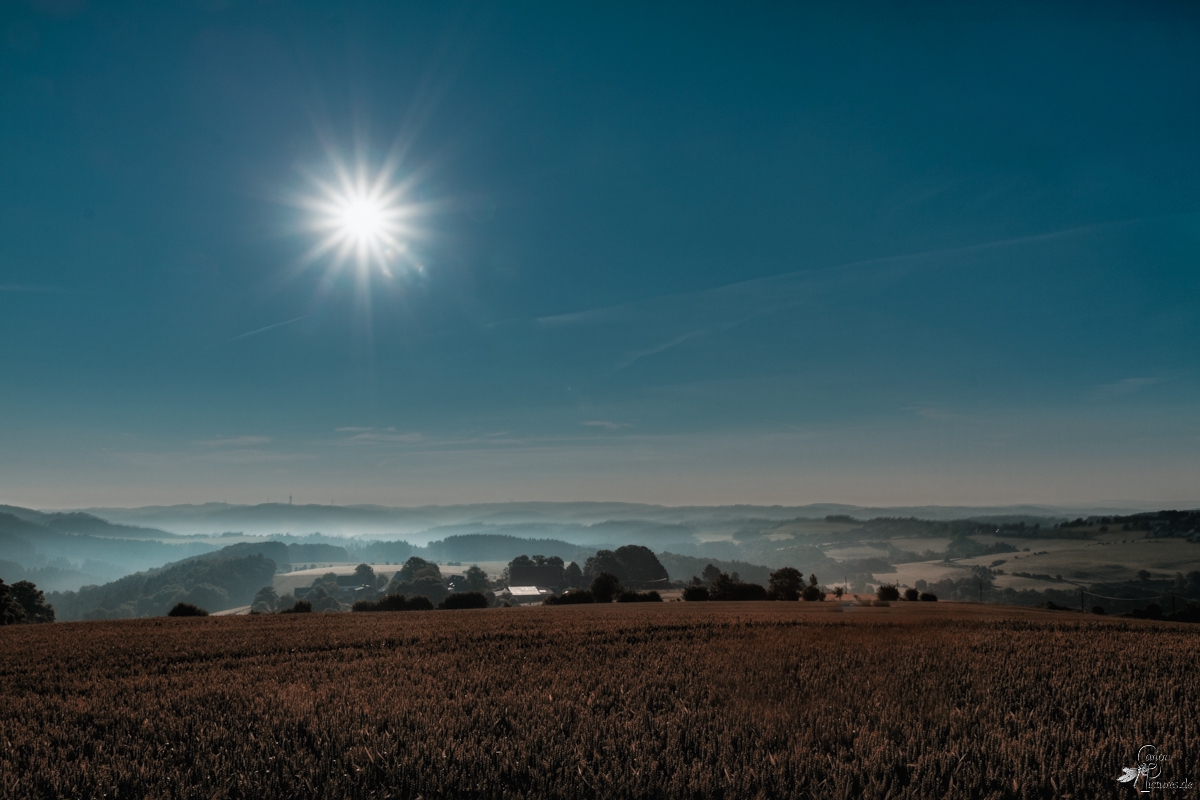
[[66, 500, 1195, 539]]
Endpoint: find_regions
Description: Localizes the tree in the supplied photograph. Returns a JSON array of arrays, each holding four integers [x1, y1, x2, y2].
[[768, 567, 804, 601], [500, 555, 533, 586], [11, 580, 55, 623], [590, 572, 622, 603], [461, 565, 491, 593], [800, 574, 826, 602], [682, 585, 709, 601], [583, 546, 669, 589], [387, 557, 449, 605], [611, 545, 669, 588], [312, 572, 340, 591], [395, 557, 437, 585], [563, 562, 583, 589], [904, 588, 920, 602], [353, 563, 376, 586], [583, 551, 620, 583], [306, 585, 344, 613], [251, 585, 279, 613], [701, 564, 722, 585], [876, 584, 900, 602], [0, 579, 26, 625]]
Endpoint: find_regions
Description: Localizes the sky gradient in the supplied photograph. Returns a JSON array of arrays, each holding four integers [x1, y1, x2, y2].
[[1, 1, 1198, 508]]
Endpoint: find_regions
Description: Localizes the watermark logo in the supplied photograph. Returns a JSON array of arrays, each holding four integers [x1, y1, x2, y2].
[[1118, 745, 1194, 794]]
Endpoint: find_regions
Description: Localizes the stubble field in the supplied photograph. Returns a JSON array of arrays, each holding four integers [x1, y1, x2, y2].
[[1, 602, 1196, 799]]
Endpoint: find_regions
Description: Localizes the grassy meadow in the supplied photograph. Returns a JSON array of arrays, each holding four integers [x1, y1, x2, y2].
[[2, 602, 1197, 799]]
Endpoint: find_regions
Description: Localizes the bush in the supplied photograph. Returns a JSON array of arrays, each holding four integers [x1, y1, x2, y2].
[[167, 603, 208, 617], [711, 574, 768, 601], [406, 596, 435, 611], [544, 591, 594, 605], [1091, 605, 1106, 615], [439, 592, 489, 610], [1130, 603, 1163, 620], [281, 600, 313, 614], [919, 592, 938, 602], [801, 585, 826, 602], [904, 588, 920, 601], [616, 590, 662, 603], [352, 594, 433, 612], [682, 585, 710, 601], [876, 584, 900, 602]]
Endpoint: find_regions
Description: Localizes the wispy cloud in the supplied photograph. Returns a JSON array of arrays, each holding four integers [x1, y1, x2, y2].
[[581, 420, 632, 431], [617, 330, 703, 369], [196, 435, 272, 447], [536, 221, 1115, 332], [1089, 377, 1163, 401], [336, 427, 424, 445], [226, 315, 308, 343], [117, 446, 314, 466]]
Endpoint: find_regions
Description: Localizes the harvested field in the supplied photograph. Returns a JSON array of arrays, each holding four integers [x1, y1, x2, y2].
[[1, 602, 1196, 799]]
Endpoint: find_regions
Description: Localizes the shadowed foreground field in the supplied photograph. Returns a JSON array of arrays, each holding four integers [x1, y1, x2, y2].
[[2, 603, 1197, 799]]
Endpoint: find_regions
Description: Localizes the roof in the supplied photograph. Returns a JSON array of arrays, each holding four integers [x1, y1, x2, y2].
[[506, 586, 549, 596]]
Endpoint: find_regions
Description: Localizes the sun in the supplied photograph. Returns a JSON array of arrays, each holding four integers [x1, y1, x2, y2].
[[299, 156, 419, 279], [338, 198, 386, 241]]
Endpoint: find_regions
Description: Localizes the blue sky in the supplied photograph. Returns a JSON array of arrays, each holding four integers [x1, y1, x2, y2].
[[1, 1, 1197, 508]]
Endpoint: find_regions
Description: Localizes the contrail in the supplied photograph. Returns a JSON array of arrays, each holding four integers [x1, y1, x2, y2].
[[226, 315, 308, 343]]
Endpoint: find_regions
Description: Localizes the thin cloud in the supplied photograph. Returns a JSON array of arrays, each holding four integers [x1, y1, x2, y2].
[[582, 420, 632, 431], [337, 428, 425, 445], [226, 315, 308, 343], [617, 330, 703, 370], [536, 221, 1116, 330], [196, 435, 272, 447], [1089, 377, 1163, 401]]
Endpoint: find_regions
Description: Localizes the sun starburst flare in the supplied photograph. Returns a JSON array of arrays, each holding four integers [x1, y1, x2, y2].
[[299, 156, 421, 280]]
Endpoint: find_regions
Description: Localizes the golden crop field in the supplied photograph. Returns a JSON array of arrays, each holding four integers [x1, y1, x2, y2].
[[1, 602, 1196, 799]]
